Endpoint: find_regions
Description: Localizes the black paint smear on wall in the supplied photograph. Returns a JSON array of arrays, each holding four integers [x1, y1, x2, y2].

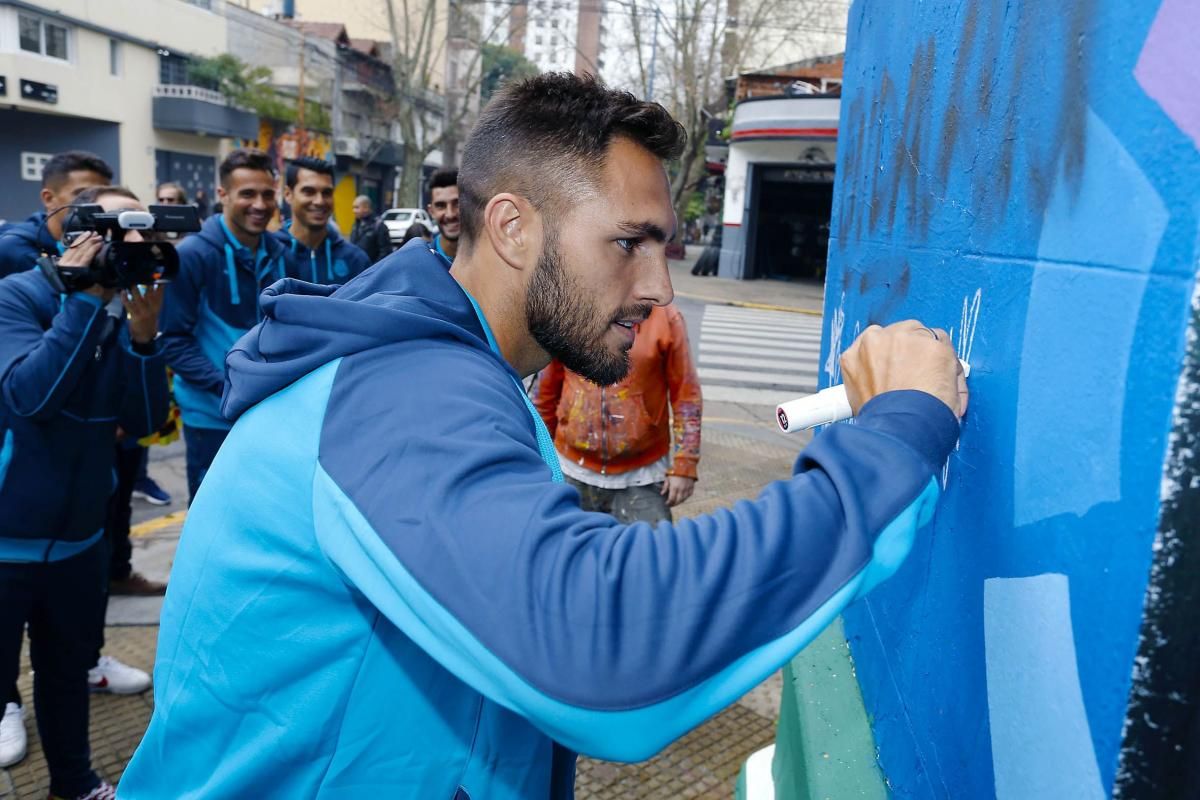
[[838, 0, 1097, 248], [865, 263, 912, 326], [1114, 301, 1200, 799]]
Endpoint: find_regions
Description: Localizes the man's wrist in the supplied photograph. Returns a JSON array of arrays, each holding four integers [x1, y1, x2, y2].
[[131, 331, 162, 354]]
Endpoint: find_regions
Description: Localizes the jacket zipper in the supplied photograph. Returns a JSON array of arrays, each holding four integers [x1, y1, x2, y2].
[[600, 386, 608, 475]]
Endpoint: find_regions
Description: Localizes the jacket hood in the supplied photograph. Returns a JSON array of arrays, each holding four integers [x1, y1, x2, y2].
[[2, 212, 56, 249], [222, 240, 497, 420], [191, 215, 287, 261]]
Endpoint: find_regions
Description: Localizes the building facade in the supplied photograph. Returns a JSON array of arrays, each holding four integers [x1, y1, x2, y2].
[[718, 94, 839, 281], [225, 7, 405, 228], [483, 0, 604, 76], [0, 0, 248, 222]]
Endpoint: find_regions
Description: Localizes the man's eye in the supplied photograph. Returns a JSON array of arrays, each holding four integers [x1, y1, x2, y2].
[[616, 238, 637, 253]]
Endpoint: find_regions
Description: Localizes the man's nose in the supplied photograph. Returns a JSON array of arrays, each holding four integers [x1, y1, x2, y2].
[[637, 249, 674, 307]]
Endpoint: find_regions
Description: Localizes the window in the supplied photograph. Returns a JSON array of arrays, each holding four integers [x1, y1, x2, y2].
[[551, 19, 559, 27], [535, 35, 543, 44], [109, 39, 121, 76], [159, 54, 190, 86], [18, 14, 70, 61], [21, 152, 51, 182]]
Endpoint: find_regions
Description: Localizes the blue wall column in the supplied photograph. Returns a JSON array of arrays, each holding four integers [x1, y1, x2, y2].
[[819, 0, 1200, 796]]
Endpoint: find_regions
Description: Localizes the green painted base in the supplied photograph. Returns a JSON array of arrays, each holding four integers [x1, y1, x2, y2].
[[738, 617, 888, 800]]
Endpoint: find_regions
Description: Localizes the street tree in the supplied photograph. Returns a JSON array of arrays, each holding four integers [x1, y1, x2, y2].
[[606, 0, 848, 227], [382, 0, 513, 204], [188, 53, 331, 129], [481, 42, 540, 100]]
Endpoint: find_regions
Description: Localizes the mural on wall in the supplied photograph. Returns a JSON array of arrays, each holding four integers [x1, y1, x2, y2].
[[822, 0, 1200, 797], [238, 119, 334, 178]]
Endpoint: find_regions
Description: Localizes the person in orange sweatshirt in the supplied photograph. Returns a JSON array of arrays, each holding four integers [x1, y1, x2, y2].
[[534, 303, 702, 523]]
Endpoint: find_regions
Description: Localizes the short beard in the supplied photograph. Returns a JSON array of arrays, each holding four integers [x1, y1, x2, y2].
[[525, 231, 643, 386]]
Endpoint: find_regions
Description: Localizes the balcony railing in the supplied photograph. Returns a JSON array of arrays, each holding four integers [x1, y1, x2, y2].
[[153, 83, 229, 106], [153, 84, 257, 139]]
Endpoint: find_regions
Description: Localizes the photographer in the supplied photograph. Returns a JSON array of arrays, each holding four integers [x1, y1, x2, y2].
[[0, 152, 112, 279], [0, 186, 168, 800]]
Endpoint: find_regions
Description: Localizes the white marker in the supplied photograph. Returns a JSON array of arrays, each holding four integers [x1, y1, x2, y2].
[[776, 360, 970, 433]]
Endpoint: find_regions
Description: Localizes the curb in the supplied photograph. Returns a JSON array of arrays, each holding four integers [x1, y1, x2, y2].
[[674, 291, 824, 316], [130, 511, 187, 538]]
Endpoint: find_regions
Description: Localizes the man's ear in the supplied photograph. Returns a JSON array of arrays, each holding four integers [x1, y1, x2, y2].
[[39, 187, 55, 211], [216, 184, 229, 203], [484, 193, 536, 271]]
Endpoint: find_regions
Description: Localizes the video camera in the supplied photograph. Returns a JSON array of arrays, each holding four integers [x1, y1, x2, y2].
[[38, 203, 202, 293]]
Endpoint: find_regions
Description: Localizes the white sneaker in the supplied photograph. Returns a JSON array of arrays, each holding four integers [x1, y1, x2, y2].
[[53, 780, 117, 800], [0, 702, 26, 767], [88, 655, 151, 695]]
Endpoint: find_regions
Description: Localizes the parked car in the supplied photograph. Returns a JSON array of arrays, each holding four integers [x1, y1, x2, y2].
[[382, 208, 437, 244]]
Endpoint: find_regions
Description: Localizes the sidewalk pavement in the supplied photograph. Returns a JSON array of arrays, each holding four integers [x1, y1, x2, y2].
[[669, 248, 826, 315], [1, 426, 805, 799]]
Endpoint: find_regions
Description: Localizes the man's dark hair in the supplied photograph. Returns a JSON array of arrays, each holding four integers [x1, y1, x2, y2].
[[74, 185, 139, 205], [42, 151, 113, 190], [219, 149, 275, 187], [458, 73, 685, 247], [157, 182, 187, 202], [401, 222, 431, 245], [429, 169, 458, 192], [285, 156, 335, 188]]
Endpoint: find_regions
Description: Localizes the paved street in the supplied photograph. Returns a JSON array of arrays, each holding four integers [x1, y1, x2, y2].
[[1, 254, 827, 799]]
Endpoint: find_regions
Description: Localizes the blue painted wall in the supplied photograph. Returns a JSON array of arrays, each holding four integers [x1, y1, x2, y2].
[[825, 0, 1200, 796]]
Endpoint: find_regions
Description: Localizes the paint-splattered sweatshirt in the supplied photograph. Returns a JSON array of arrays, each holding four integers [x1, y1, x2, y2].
[[535, 303, 702, 479]]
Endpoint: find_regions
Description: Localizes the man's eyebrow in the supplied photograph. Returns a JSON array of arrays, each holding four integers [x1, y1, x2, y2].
[[616, 221, 670, 242]]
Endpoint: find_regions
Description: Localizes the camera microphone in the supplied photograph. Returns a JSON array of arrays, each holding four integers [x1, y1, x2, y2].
[[776, 360, 970, 433], [116, 210, 155, 230]]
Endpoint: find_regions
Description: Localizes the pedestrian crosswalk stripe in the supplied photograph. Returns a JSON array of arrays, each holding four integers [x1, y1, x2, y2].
[[705, 307, 823, 323], [699, 354, 819, 373], [697, 304, 824, 412], [703, 308, 823, 323], [700, 335, 820, 352], [700, 385, 795, 407], [700, 311, 825, 326], [698, 367, 816, 390], [700, 340, 820, 357], [700, 326, 822, 344], [700, 321, 823, 337]]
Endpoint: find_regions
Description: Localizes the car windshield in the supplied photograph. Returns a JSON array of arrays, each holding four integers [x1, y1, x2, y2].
[[383, 211, 413, 222]]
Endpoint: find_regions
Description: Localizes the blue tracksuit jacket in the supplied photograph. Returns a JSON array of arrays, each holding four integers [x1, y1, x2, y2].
[[120, 241, 959, 798], [0, 269, 168, 560], [0, 212, 58, 279], [159, 216, 287, 431], [275, 222, 370, 286]]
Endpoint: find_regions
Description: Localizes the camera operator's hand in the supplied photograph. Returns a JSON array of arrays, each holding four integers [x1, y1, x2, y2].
[[841, 320, 968, 418], [123, 284, 164, 345], [59, 233, 112, 303]]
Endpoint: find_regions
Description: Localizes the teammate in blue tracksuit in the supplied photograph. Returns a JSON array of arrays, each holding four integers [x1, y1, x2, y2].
[[276, 157, 370, 285], [0, 151, 112, 279], [121, 75, 966, 799], [428, 167, 460, 265], [158, 149, 288, 502], [0, 187, 168, 800]]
